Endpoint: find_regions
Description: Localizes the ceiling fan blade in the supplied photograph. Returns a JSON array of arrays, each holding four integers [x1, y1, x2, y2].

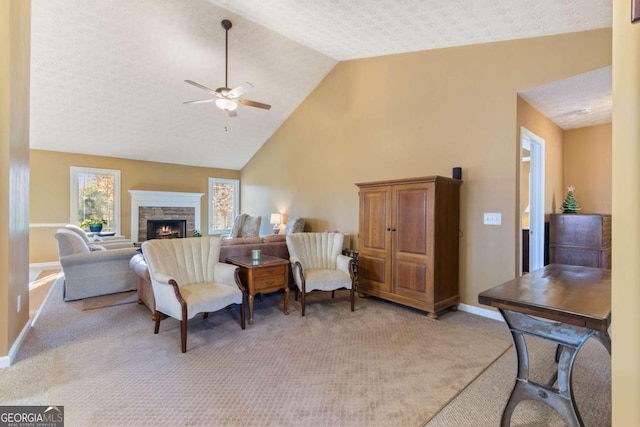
[[237, 98, 271, 110], [228, 82, 254, 99], [226, 109, 238, 117], [185, 80, 215, 93], [183, 98, 215, 105]]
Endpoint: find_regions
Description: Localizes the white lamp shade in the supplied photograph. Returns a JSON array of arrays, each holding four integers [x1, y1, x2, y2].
[[270, 213, 282, 225], [215, 98, 238, 111]]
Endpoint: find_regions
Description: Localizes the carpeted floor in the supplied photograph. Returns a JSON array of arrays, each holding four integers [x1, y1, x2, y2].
[[81, 290, 138, 311], [3, 276, 512, 427]]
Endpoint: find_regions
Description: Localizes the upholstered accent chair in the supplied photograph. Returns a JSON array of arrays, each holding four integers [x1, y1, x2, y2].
[[228, 214, 262, 238], [54, 228, 139, 301], [285, 232, 356, 316], [141, 236, 247, 353], [284, 217, 305, 234], [64, 224, 133, 248]]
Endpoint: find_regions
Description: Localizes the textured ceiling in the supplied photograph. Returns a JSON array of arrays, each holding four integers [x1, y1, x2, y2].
[[30, 0, 613, 170], [520, 67, 612, 130]]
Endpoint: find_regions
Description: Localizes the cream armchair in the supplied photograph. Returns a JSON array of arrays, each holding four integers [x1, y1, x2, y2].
[[54, 229, 138, 301], [141, 236, 247, 353], [285, 232, 356, 316]]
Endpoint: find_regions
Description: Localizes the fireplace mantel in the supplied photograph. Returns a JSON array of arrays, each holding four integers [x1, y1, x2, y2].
[[129, 190, 203, 242]]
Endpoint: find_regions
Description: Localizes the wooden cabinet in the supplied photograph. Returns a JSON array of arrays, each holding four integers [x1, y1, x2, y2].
[[549, 214, 611, 269], [355, 176, 461, 319]]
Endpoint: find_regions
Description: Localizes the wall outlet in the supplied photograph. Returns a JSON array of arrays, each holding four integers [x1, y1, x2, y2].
[[17, 294, 21, 312], [484, 213, 502, 225]]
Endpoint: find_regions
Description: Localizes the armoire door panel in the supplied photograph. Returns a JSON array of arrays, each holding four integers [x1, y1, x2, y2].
[[394, 187, 428, 255], [358, 254, 390, 292], [360, 189, 390, 250], [394, 259, 433, 302]]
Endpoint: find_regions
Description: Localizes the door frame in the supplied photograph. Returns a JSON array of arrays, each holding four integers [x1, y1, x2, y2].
[[520, 127, 545, 273]]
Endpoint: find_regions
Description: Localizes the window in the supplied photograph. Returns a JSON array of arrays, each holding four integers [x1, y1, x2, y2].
[[70, 167, 121, 233], [208, 178, 239, 235]]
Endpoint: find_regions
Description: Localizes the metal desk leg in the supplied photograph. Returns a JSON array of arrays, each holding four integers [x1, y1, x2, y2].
[[499, 309, 602, 427]]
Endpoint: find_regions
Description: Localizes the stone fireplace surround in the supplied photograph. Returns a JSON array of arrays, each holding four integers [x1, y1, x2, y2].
[[129, 190, 203, 243]]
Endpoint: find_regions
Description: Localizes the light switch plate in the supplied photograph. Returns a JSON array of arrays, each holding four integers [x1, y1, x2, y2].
[[484, 213, 502, 225]]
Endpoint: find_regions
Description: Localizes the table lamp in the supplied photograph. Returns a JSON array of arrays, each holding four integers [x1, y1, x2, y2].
[[270, 213, 282, 234]]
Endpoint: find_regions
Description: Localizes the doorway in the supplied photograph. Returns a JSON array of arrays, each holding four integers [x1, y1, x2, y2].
[[520, 127, 545, 274]]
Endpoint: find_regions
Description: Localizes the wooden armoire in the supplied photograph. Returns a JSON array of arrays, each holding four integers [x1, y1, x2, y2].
[[355, 176, 461, 319]]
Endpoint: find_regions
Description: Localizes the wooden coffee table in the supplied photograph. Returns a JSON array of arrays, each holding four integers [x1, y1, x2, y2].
[[226, 254, 290, 324], [479, 263, 611, 427]]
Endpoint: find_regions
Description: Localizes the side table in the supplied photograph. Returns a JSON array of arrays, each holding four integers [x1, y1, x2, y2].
[[226, 254, 290, 325], [478, 264, 611, 427]]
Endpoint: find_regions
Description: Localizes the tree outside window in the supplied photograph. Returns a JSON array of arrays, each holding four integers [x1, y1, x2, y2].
[[208, 178, 239, 234], [71, 167, 120, 233]]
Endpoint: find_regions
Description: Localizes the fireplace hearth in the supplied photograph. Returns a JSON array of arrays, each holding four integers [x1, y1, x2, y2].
[[147, 220, 187, 240]]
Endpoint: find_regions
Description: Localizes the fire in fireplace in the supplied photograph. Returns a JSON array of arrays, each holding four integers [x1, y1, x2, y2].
[[147, 219, 187, 240]]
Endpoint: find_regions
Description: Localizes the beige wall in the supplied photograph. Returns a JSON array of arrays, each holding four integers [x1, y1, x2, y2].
[[563, 123, 612, 214], [242, 29, 612, 307], [612, 1, 640, 424], [30, 149, 240, 263], [1, 0, 31, 358]]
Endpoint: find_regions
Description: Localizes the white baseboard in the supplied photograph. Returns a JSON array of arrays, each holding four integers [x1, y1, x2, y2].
[[458, 302, 505, 322], [29, 261, 60, 269], [0, 319, 32, 368]]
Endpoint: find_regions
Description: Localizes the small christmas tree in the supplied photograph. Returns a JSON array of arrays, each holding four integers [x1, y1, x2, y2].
[[562, 186, 581, 213]]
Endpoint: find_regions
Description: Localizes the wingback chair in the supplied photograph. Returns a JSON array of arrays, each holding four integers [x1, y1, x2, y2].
[[285, 232, 356, 316], [141, 236, 247, 353], [54, 228, 139, 301]]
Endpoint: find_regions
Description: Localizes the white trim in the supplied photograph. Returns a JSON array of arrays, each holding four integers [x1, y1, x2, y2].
[[458, 303, 505, 322], [0, 320, 31, 368], [29, 223, 67, 228], [520, 127, 545, 272], [129, 190, 204, 242], [29, 261, 60, 269]]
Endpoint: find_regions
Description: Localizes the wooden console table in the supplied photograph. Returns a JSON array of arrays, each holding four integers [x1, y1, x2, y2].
[[478, 264, 611, 427], [226, 254, 290, 325]]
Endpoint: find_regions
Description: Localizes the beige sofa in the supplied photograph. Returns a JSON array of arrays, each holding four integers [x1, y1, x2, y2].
[[55, 228, 139, 301], [130, 234, 290, 316]]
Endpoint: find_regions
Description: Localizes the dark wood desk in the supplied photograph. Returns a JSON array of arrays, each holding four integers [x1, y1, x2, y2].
[[226, 255, 290, 325], [478, 264, 611, 427]]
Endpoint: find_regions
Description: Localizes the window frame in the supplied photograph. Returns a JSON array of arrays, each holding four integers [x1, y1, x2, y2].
[[70, 166, 121, 234], [208, 177, 239, 235]]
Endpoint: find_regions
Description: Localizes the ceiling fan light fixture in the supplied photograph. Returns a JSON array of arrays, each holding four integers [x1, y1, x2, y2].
[[215, 98, 238, 111], [183, 19, 271, 116]]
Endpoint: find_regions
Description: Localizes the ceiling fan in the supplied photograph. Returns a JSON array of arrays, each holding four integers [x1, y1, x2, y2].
[[183, 19, 271, 117]]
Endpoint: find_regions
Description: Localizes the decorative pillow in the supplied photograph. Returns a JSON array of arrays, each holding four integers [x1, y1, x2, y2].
[[284, 217, 305, 234], [229, 214, 248, 238], [89, 244, 107, 251], [239, 215, 261, 238]]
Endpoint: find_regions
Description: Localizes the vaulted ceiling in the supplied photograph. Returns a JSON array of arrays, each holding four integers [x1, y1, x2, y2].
[[30, 0, 612, 170]]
